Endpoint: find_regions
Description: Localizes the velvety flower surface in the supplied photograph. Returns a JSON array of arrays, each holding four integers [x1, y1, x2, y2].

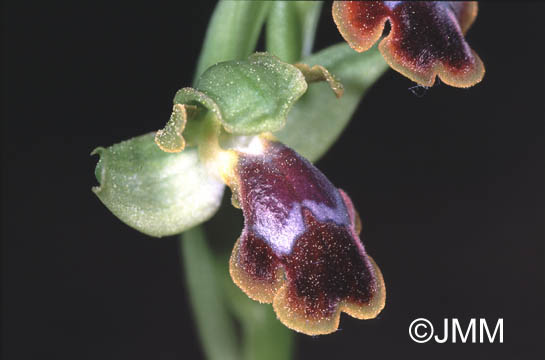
[[226, 137, 385, 335], [332, 1, 484, 87]]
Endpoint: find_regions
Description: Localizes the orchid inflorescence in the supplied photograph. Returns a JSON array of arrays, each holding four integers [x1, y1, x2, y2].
[[93, 1, 483, 336]]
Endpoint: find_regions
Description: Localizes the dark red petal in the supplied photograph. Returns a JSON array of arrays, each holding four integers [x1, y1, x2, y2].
[[229, 139, 385, 335], [333, 1, 484, 87]]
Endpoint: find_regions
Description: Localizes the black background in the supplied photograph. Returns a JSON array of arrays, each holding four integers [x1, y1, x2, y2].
[[3, 1, 544, 359]]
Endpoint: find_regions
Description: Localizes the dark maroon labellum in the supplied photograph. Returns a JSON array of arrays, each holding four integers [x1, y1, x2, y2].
[[228, 138, 385, 335], [333, 1, 484, 87]]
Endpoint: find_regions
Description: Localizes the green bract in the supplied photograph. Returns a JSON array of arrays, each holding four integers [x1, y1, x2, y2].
[[92, 133, 224, 237], [195, 53, 307, 135]]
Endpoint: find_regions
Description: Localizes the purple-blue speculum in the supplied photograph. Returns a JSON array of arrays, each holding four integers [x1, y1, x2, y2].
[[224, 136, 385, 335]]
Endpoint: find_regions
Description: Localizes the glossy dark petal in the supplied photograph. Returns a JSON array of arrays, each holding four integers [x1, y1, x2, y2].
[[228, 139, 385, 335], [333, 1, 484, 87]]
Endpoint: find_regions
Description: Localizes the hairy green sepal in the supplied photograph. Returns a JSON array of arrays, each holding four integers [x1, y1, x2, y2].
[[194, 53, 307, 135], [92, 133, 224, 237]]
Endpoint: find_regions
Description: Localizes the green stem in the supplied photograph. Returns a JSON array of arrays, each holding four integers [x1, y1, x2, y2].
[[240, 308, 294, 360], [180, 227, 239, 360], [295, 1, 323, 58], [220, 252, 294, 360], [181, 214, 294, 360], [266, 1, 323, 63], [194, 0, 271, 82], [266, 1, 302, 63]]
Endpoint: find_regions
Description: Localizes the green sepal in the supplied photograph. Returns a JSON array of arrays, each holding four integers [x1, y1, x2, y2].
[[173, 87, 223, 121], [195, 53, 307, 135], [275, 43, 389, 162], [170, 88, 223, 148], [92, 133, 224, 237]]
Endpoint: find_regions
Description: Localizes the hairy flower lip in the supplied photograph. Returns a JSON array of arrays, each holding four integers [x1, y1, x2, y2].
[[226, 137, 385, 335], [333, 1, 485, 88]]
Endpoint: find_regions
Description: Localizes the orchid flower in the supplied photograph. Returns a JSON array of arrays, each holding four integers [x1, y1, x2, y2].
[[92, 1, 484, 352], [333, 1, 485, 87], [93, 52, 385, 335], [225, 136, 385, 335]]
